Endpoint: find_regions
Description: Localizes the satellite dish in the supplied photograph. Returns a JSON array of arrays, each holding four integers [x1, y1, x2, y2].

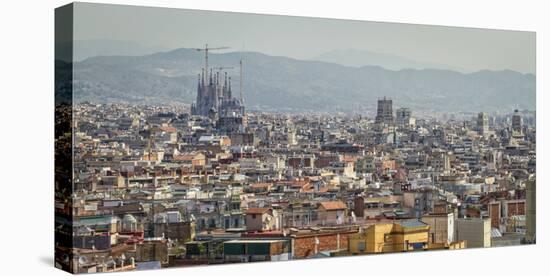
[[78, 256, 88, 265]]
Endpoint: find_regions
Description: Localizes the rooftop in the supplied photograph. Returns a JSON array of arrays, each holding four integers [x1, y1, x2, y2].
[[245, 207, 271, 214], [397, 219, 428, 228], [319, 201, 347, 210]]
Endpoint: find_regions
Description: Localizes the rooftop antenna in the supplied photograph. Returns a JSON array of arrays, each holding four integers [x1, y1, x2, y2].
[[195, 44, 229, 81]]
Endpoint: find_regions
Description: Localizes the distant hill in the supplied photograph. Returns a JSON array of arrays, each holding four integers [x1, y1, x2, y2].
[[68, 48, 536, 113], [56, 40, 170, 62], [313, 49, 466, 72]]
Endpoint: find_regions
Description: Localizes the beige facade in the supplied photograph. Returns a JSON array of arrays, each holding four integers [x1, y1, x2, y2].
[[317, 201, 347, 225], [349, 220, 430, 254], [455, 218, 491, 248], [245, 208, 278, 231], [136, 239, 168, 264], [421, 212, 454, 245]]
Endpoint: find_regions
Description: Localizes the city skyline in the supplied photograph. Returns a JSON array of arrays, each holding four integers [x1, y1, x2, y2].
[[55, 3, 536, 274], [68, 46, 535, 113]]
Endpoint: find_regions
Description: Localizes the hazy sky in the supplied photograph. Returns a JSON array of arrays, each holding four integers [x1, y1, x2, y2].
[[73, 2, 536, 74]]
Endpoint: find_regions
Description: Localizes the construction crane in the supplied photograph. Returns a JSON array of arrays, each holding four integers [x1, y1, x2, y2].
[[211, 66, 234, 72], [195, 44, 229, 81], [239, 58, 244, 103]]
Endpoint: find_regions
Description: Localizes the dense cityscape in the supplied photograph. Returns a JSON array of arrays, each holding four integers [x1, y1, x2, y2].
[[55, 52, 536, 273]]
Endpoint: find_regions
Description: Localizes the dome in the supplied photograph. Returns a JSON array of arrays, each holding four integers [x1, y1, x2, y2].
[[121, 214, 137, 232], [122, 214, 137, 224]]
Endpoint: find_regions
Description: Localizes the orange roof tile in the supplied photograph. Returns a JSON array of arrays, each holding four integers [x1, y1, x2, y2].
[[319, 201, 347, 210], [159, 126, 177, 133]]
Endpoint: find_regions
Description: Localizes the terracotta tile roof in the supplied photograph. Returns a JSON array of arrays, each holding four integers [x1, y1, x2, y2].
[[342, 156, 358, 163], [173, 153, 203, 161], [318, 201, 347, 211], [250, 183, 272, 189], [300, 183, 314, 193], [173, 155, 194, 161], [317, 187, 330, 193], [159, 126, 177, 133]]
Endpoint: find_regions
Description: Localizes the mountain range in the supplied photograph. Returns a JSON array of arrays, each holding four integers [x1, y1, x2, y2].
[[312, 49, 467, 72], [64, 48, 535, 113]]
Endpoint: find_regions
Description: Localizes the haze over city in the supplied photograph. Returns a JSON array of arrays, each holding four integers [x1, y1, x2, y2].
[[71, 3, 535, 74]]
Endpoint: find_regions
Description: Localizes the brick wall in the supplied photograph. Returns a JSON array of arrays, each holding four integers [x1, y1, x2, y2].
[[507, 201, 525, 216], [288, 158, 301, 169], [292, 232, 352, 258], [489, 202, 500, 229]]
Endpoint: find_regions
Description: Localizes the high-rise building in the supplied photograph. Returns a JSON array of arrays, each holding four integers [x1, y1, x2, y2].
[[396, 107, 412, 126], [375, 97, 394, 125], [512, 109, 523, 133], [476, 112, 489, 135]]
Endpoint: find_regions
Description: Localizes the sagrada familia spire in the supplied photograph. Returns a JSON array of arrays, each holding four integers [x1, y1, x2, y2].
[[191, 69, 244, 118], [190, 44, 246, 133]]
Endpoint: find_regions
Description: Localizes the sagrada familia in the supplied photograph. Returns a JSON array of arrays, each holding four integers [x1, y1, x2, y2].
[[191, 69, 244, 118], [191, 56, 246, 134]]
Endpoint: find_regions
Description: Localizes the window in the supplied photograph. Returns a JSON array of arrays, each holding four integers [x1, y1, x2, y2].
[[358, 242, 366, 251], [252, 214, 256, 219]]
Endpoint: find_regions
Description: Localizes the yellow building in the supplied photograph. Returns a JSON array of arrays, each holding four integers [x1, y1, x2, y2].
[[349, 220, 430, 254]]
